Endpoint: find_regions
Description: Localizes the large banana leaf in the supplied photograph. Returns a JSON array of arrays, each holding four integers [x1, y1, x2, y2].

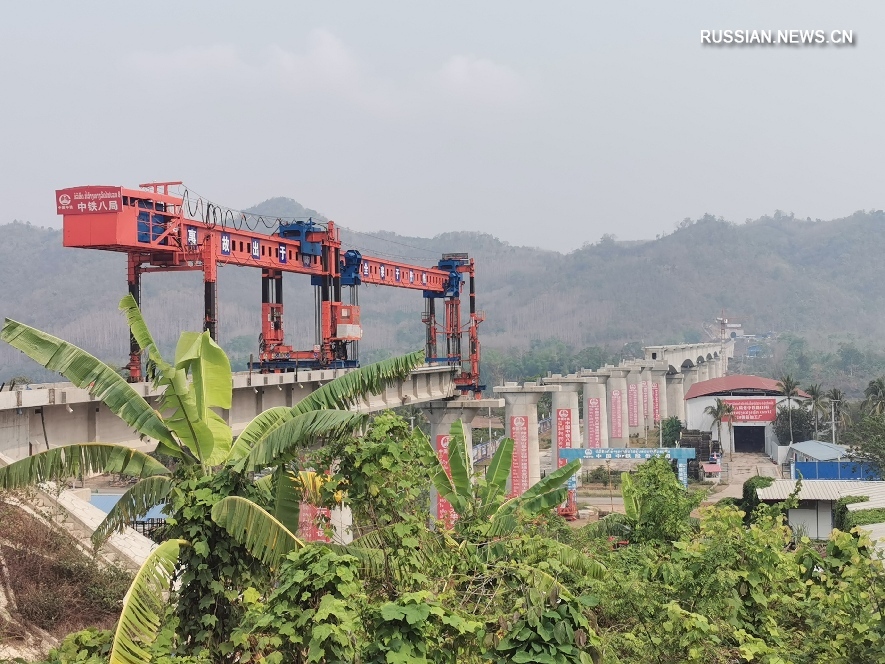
[[92, 476, 173, 547], [210, 496, 303, 570], [621, 472, 640, 522], [293, 350, 425, 413], [485, 536, 606, 581], [272, 468, 302, 535], [174, 332, 232, 411], [445, 420, 473, 502], [0, 444, 168, 491], [1, 319, 175, 448], [479, 437, 513, 505], [118, 294, 167, 383], [579, 513, 633, 540], [416, 429, 466, 515], [498, 459, 581, 517], [232, 410, 366, 473], [109, 539, 187, 664]]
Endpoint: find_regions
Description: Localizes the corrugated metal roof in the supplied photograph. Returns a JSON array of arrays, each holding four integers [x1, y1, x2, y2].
[[789, 440, 849, 461], [756, 480, 885, 502], [702, 464, 721, 472], [685, 375, 811, 400]]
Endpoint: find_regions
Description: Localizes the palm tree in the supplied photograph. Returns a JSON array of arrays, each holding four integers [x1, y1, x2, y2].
[[864, 377, 885, 416], [0, 294, 426, 662], [704, 398, 732, 460], [776, 373, 801, 446], [805, 383, 826, 440], [723, 401, 735, 462], [827, 387, 848, 443]]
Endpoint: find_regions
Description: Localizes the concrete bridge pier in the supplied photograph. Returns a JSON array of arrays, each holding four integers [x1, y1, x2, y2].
[[580, 373, 609, 448], [493, 382, 559, 493], [541, 376, 583, 467], [666, 372, 686, 424], [650, 366, 669, 426], [421, 398, 504, 518], [606, 368, 630, 446], [626, 366, 643, 438]]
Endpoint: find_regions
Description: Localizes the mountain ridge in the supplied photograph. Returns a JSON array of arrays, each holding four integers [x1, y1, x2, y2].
[[1, 203, 882, 388]]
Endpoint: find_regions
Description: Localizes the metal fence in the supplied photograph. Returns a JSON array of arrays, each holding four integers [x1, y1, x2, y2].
[[792, 461, 880, 480], [130, 518, 166, 542]]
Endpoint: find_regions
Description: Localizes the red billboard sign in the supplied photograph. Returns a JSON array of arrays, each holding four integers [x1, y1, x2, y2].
[[586, 397, 602, 448], [298, 503, 330, 542], [652, 383, 660, 423], [642, 380, 649, 418], [555, 408, 572, 467], [435, 434, 458, 527], [611, 389, 623, 438], [628, 383, 639, 427], [510, 416, 530, 496], [723, 398, 777, 422], [56, 186, 123, 215]]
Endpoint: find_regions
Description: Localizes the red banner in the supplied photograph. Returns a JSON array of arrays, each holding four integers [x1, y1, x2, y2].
[[56, 186, 122, 215], [611, 389, 623, 438], [556, 408, 572, 467], [298, 503, 331, 542], [724, 399, 777, 422], [510, 416, 530, 496], [586, 397, 602, 448], [642, 381, 649, 417], [652, 383, 660, 423], [628, 383, 639, 427], [436, 434, 458, 527]]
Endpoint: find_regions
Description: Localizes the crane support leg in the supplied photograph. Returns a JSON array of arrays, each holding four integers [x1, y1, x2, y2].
[[204, 280, 217, 340], [202, 235, 218, 340], [127, 254, 142, 382]]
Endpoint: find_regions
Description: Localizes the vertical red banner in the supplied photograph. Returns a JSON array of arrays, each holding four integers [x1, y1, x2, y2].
[[611, 390, 623, 439], [642, 381, 649, 418], [628, 383, 639, 427], [436, 434, 458, 528], [652, 382, 660, 423], [555, 408, 572, 467], [298, 503, 331, 542], [586, 397, 601, 448], [510, 416, 530, 496]]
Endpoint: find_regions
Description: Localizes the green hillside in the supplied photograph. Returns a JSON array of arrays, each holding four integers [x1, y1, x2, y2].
[[1, 205, 883, 394]]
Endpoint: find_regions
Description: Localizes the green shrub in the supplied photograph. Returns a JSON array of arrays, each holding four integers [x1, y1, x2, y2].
[[741, 475, 774, 519], [834, 495, 869, 531]]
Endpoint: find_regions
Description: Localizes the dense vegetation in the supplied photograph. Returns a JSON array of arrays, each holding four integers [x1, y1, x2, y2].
[[3, 233, 885, 661]]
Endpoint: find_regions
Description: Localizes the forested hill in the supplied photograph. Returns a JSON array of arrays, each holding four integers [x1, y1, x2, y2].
[[1, 204, 884, 387]]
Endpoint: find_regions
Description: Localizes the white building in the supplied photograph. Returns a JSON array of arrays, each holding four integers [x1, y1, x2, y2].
[[684, 375, 808, 462]]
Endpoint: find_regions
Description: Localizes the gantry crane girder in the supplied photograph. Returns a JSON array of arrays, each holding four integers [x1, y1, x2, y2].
[[55, 182, 484, 395]]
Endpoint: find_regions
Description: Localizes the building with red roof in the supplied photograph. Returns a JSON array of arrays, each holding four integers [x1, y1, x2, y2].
[[685, 375, 808, 460]]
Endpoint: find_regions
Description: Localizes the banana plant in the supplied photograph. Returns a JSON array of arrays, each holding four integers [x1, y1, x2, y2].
[[423, 420, 605, 581], [0, 294, 427, 663]]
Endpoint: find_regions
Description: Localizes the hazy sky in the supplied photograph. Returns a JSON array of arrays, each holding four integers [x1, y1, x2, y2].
[[1, 2, 882, 251]]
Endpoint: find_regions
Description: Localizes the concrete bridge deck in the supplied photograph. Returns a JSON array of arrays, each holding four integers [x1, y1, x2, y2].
[[0, 364, 457, 461]]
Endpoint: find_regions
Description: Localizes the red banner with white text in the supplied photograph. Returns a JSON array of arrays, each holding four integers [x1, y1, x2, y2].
[[510, 416, 530, 496], [436, 434, 458, 528], [556, 408, 572, 467], [723, 399, 777, 422]]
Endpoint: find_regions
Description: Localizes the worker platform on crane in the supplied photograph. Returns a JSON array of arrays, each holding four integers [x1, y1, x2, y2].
[[55, 182, 484, 396]]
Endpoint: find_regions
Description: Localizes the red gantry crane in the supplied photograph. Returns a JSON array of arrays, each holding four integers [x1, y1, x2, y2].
[[56, 182, 484, 396]]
